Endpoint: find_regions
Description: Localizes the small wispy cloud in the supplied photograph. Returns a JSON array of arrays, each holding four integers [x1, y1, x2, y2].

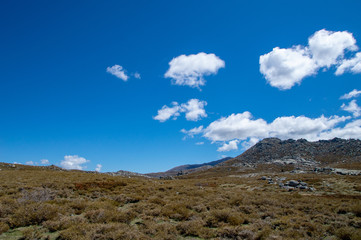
[[340, 89, 361, 99], [154, 99, 207, 122], [217, 140, 239, 152], [40, 159, 50, 165], [134, 72, 141, 79], [106, 65, 129, 81], [341, 100, 361, 117], [95, 164, 102, 172]]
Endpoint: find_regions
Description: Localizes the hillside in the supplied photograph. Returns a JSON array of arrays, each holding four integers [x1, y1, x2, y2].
[[186, 137, 361, 178], [223, 137, 361, 167], [0, 141, 360, 239], [146, 157, 232, 178]]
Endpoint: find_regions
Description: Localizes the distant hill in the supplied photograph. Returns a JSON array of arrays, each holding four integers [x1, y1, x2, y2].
[[146, 157, 232, 178], [167, 157, 233, 172], [185, 138, 361, 178], [222, 137, 361, 167]]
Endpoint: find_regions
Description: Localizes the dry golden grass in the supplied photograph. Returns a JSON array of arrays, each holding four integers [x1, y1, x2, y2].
[[0, 164, 360, 239]]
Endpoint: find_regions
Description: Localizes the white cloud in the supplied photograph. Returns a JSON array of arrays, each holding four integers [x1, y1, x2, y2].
[[40, 159, 50, 165], [180, 99, 207, 121], [308, 29, 358, 68], [217, 140, 239, 152], [268, 115, 349, 141], [341, 100, 361, 117], [241, 137, 260, 150], [164, 52, 225, 89], [25, 161, 34, 165], [60, 155, 89, 170], [134, 72, 141, 79], [340, 89, 361, 99], [95, 164, 102, 172], [336, 52, 361, 75], [203, 112, 269, 141], [153, 102, 181, 122], [154, 99, 207, 122], [259, 46, 317, 90], [195, 111, 352, 150], [319, 119, 361, 139], [106, 65, 129, 81], [260, 29, 360, 90], [181, 126, 204, 138], [195, 142, 204, 145]]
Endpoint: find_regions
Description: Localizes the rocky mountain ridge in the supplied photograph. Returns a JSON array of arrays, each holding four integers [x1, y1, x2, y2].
[[222, 137, 361, 168]]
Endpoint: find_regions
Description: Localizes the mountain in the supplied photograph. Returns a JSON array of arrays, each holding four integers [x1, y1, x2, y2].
[[167, 157, 232, 172], [188, 138, 361, 177], [223, 137, 361, 167], [146, 157, 232, 178]]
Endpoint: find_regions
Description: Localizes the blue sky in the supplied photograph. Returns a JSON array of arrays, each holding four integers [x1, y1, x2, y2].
[[1, 0, 361, 173]]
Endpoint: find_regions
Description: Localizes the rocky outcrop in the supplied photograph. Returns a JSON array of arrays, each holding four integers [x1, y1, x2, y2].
[[106, 170, 150, 178], [223, 138, 361, 168], [260, 176, 315, 191]]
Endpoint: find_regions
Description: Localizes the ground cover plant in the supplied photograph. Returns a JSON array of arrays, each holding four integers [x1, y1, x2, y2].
[[0, 164, 360, 239]]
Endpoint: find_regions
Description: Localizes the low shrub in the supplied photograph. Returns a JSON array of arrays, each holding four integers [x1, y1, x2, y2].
[[21, 226, 45, 240], [10, 203, 60, 227], [0, 222, 9, 234], [43, 215, 87, 232], [176, 219, 205, 237], [217, 226, 255, 240]]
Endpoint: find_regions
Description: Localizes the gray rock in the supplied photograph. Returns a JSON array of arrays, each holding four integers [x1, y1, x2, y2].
[[287, 180, 299, 187], [299, 182, 308, 186]]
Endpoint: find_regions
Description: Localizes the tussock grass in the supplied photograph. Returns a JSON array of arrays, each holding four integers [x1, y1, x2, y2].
[[0, 165, 360, 239]]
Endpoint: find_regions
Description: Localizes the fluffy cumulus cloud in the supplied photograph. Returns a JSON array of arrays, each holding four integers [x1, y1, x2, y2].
[[259, 46, 317, 90], [341, 100, 361, 117], [40, 159, 50, 165], [319, 119, 361, 139], [154, 99, 207, 122], [153, 102, 181, 122], [268, 115, 349, 140], [181, 99, 207, 121], [308, 29, 357, 68], [60, 155, 89, 170], [106, 65, 129, 81], [203, 112, 269, 141], [217, 139, 239, 152], [336, 52, 361, 75], [164, 52, 225, 89], [26, 161, 34, 165], [340, 89, 361, 99], [95, 164, 102, 172], [182, 111, 356, 150], [260, 29, 360, 90]]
